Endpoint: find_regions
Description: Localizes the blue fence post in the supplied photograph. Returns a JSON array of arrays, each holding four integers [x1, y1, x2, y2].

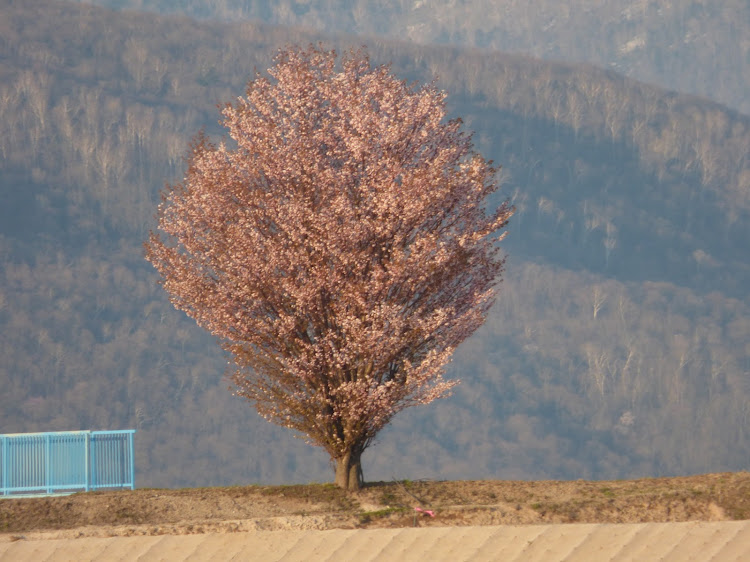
[[1, 435, 6, 496], [45, 433, 51, 495], [91, 431, 97, 492], [128, 430, 135, 490], [85, 431, 91, 493]]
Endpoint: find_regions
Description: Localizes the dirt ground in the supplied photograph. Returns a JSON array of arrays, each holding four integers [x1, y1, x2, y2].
[[0, 472, 747, 541]]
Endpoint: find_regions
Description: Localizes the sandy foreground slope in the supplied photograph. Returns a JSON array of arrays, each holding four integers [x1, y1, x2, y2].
[[0, 520, 749, 561]]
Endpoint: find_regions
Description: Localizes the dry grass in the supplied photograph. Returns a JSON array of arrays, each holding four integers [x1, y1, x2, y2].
[[0, 472, 747, 535]]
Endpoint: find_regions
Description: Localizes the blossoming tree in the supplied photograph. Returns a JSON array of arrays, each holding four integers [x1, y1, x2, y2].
[[145, 45, 513, 490]]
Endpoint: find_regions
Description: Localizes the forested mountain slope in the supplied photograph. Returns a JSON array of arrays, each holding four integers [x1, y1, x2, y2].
[[0, 0, 748, 487], [68, 0, 750, 115]]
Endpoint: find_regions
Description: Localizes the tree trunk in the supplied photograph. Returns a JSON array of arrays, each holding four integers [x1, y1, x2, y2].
[[334, 448, 364, 491]]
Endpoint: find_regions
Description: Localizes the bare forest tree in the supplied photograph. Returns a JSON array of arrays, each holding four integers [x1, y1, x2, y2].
[[145, 45, 513, 490]]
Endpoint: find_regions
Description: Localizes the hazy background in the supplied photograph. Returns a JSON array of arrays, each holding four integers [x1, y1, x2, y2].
[[1, 0, 748, 487]]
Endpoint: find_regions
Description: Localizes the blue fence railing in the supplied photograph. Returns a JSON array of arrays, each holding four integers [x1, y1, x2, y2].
[[0, 430, 135, 496]]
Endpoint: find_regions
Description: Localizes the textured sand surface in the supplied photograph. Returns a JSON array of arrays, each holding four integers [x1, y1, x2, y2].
[[1, 520, 748, 561]]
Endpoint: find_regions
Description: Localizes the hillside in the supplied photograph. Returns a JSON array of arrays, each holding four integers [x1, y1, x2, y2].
[[69, 0, 750, 115], [0, 0, 748, 488]]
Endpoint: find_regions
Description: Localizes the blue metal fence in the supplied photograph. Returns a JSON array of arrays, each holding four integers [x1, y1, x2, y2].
[[0, 430, 135, 496]]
